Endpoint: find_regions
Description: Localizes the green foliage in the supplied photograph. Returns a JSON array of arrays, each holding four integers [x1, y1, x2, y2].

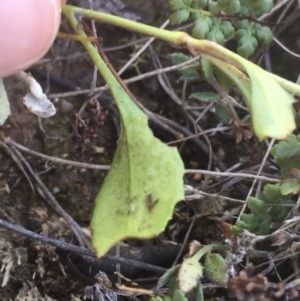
[[270, 134, 300, 194], [272, 134, 300, 158], [191, 92, 220, 102], [209, 0, 241, 14], [247, 197, 268, 215], [200, 56, 214, 80], [215, 103, 232, 124], [235, 183, 294, 235], [157, 265, 180, 289], [168, 0, 194, 25], [239, 0, 274, 18], [170, 52, 202, 80], [168, 1, 296, 141], [168, 0, 274, 58], [244, 63, 295, 140]]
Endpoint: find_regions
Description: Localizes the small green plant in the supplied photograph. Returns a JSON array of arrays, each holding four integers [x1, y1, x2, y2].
[[272, 134, 300, 194], [168, 0, 274, 58], [232, 135, 300, 235], [61, 4, 300, 256], [232, 183, 294, 235]]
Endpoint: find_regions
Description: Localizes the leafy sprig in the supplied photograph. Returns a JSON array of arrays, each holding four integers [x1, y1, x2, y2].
[[232, 135, 300, 235], [168, 0, 274, 58], [232, 184, 293, 235]]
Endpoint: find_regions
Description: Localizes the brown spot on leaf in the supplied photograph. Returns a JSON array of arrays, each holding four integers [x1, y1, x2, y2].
[[144, 193, 159, 213]]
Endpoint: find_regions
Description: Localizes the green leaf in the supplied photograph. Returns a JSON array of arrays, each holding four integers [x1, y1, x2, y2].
[[237, 36, 257, 58], [235, 28, 248, 40], [217, 0, 240, 14], [229, 225, 244, 235], [260, 0, 274, 14], [157, 265, 180, 288], [193, 283, 204, 301], [255, 216, 270, 235], [192, 16, 211, 39], [276, 156, 300, 179], [270, 206, 288, 223], [270, 200, 293, 223], [206, 27, 225, 45], [241, 63, 296, 140], [239, 5, 250, 16], [214, 67, 234, 92], [215, 103, 231, 123], [91, 91, 185, 256], [219, 21, 234, 39], [209, 2, 220, 14], [0, 79, 10, 125], [236, 20, 250, 30], [191, 92, 220, 102], [203, 54, 296, 140], [236, 214, 258, 232], [178, 256, 203, 293], [280, 179, 300, 195], [248, 197, 268, 215], [191, 0, 207, 9], [182, 0, 193, 5], [90, 61, 185, 258], [201, 56, 214, 79], [168, 0, 187, 10], [171, 52, 200, 80], [271, 135, 300, 158], [173, 290, 189, 301], [256, 26, 273, 44], [263, 183, 282, 203], [171, 52, 191, 64], [169, 9, 190, 25]]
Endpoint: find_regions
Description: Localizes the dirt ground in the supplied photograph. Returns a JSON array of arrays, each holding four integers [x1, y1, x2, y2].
[[1, 1, 300, 300]]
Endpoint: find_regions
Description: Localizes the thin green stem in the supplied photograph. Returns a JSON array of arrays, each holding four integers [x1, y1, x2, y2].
[[64, 5, 182, 45], [61, 4, 300, 96], [192, 244, 226, 262], [62, 6, 129, 120]]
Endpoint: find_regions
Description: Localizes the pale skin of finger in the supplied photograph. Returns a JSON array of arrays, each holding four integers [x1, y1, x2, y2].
[[0, 0, 66, 77]]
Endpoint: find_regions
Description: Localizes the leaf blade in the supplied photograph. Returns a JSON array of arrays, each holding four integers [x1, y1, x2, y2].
[[91, 90, 185, 257]]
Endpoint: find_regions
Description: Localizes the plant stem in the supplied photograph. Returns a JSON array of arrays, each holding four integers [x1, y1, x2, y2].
[[62, 6, 133, 121], [57, 32, 98, 42], [61, 4, 300, 96], [193, 244, 226, 262], [63, 5, 182, 45]]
